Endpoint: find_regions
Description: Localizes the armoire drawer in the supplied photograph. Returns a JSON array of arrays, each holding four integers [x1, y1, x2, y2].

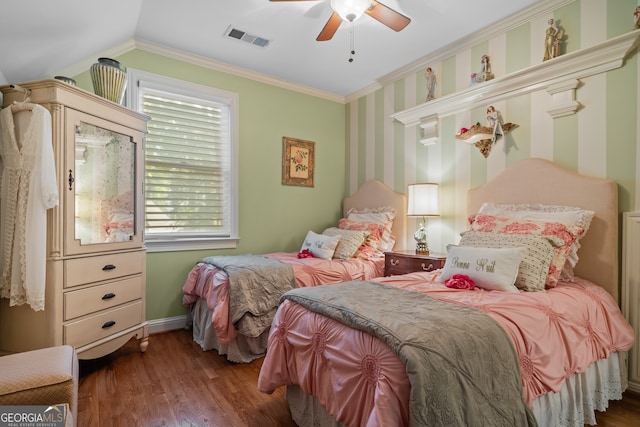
[[64, 251, 144, 288], [64, 276, 143, 321], [64, 301, 143, 348]]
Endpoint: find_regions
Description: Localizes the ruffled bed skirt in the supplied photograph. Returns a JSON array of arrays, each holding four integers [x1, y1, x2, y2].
[[285, 351, 628, 427], [531, 351, 627, 426], [188, 297, 269, 363]]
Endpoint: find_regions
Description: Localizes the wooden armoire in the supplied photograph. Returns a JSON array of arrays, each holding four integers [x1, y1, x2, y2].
[[0, 79, 149, 359]]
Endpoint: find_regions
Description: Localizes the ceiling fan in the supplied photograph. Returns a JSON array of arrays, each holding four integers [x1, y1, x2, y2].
[[270, 0, 411, 41]]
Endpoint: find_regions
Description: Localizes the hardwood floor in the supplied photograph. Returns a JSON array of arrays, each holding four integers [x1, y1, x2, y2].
[[77, 328, 295, 426], [78, 328, 640, 426]]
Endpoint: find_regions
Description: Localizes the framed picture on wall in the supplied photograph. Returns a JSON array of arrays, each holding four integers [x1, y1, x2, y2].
[[282, 137, 315, 187]]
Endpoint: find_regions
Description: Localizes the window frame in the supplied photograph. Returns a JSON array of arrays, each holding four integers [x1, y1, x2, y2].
[[127, 68, 239, 252]]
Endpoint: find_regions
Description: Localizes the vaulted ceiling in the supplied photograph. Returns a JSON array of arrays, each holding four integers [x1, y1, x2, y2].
[[0, 0, 542, 97]]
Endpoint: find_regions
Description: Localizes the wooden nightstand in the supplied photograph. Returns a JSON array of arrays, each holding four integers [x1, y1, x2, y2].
[[384, 250, 446, 276]]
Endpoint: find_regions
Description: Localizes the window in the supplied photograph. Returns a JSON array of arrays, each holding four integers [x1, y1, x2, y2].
[[127, 69, 239, 252]]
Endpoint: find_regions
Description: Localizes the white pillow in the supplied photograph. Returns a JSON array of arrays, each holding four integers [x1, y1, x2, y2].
[[477, 203, 594, 279], [322, 228, 370, 260], [459, 231, 563, 292], [300, 231, 341, 260], [439, 245, 526, 293]]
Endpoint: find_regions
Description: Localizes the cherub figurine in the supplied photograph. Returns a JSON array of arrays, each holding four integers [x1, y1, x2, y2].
[[425, 67, 437, 101]]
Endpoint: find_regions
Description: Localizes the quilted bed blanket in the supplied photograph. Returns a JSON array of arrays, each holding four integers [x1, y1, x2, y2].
[[281, 280, 537, 427], [202, 254, 295, 337]]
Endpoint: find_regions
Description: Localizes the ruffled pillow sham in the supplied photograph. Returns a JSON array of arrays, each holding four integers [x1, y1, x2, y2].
[[338, 218, 388, 259], [345, 207, 396, 252], [469, 214, 584, 288], [475, 203, 594, 280]]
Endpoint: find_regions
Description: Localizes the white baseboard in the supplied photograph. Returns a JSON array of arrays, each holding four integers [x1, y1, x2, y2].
[[147, 315, 188, 334]]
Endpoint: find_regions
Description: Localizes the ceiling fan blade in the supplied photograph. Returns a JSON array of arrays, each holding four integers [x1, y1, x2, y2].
[[317, 12, 342, 41], [365, 1, 411, 32]]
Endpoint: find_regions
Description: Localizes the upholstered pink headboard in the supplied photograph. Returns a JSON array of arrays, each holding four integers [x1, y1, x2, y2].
[[468, 158, 618, 301], [343, 180, 408, 251]]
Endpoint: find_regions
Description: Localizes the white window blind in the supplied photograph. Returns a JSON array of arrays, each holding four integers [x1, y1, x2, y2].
[[128, 69, 238, 252]]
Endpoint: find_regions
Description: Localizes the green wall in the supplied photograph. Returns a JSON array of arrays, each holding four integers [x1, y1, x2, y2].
[[76, 50, 346, 321]]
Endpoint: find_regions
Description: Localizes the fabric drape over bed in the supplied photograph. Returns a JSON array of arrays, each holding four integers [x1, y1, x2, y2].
[[202, 255, 295, 337]]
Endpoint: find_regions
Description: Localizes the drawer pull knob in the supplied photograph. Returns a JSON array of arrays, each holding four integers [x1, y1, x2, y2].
[[102, 320, 116, 329], [390, 259, 399, 266], [102, 264, 116, 271], [421, 263, 434, 271], [102, 293, 116, 300]]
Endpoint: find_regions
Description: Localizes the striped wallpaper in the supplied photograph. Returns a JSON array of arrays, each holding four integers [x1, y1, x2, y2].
[[346, 0, 640, 253]]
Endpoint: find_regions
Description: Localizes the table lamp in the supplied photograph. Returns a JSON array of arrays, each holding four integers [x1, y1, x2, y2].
[[407, 183, 440, 254]]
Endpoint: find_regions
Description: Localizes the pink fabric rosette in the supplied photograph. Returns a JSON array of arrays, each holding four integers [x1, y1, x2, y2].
[[297, 249, 314, 259], [444, 274, 475, 290]]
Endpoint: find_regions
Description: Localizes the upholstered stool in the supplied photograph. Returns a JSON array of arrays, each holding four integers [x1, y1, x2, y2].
[[0, 345, 79, 427]]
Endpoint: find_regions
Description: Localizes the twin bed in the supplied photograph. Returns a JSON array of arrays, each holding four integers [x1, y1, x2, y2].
[[256, 158, 635, 427], [182, 180, 408, 362]]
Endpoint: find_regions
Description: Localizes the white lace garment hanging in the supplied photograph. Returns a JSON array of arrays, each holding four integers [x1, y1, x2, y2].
[[0, 103, 58, 311]]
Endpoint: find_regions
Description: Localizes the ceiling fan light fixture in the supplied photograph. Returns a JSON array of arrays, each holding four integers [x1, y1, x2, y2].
[[331, 0, 371, 22]]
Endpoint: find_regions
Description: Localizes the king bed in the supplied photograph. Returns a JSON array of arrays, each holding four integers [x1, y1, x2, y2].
[[257, 158, 635, 426], [182, 180, 407, 362]]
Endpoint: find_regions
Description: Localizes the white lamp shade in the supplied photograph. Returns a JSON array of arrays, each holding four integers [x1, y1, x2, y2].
[[331, 0, 371, 22], [407, 183, 439, 217]]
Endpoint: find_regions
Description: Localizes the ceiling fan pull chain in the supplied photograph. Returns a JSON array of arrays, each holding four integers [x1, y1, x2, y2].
[[348, 22, 355, 63]]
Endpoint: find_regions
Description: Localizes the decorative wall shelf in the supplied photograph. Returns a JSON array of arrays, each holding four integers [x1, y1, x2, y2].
[[392, 30, 640, 145]]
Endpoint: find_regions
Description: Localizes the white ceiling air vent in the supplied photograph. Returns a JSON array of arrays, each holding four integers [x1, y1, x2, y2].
[[224, 26, 270, 48]]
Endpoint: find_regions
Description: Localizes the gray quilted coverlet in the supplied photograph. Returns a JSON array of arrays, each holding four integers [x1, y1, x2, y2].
[[203, 254, 295, 337], [282, 280, 537, 427]]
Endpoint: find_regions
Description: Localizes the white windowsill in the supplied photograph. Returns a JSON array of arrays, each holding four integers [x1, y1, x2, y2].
[[145, 237, 239, 253]]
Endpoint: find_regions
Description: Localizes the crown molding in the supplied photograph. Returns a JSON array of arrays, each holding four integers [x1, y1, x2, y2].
[[132, 39, 346, 103], [392, 30, 640, 127], [54, 38, 347, 104], [53, 39, 137, 80]]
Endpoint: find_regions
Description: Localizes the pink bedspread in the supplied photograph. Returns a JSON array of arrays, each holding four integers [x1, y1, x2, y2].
[[258, 271, 634, 427], [182, 252, 384, 345]]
